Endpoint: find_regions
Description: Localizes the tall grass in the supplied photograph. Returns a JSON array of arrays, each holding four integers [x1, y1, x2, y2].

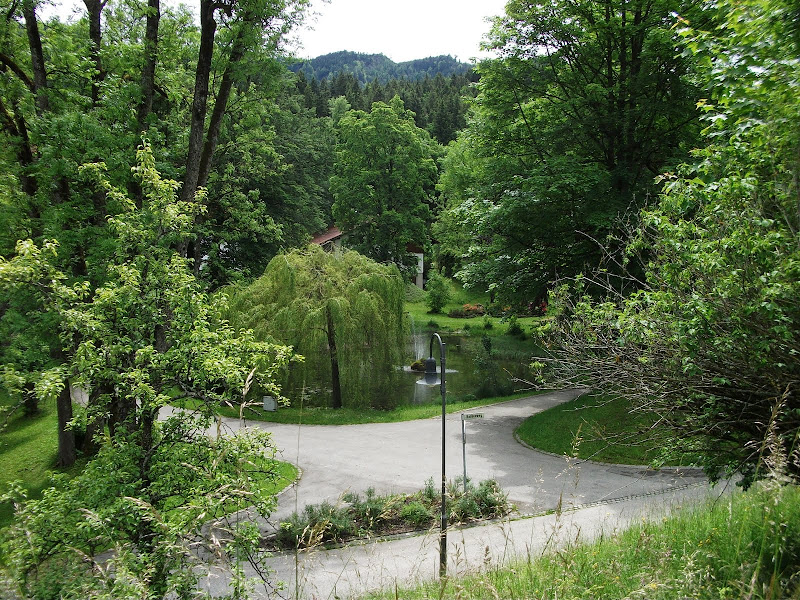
[[364, 481, 800, 599]]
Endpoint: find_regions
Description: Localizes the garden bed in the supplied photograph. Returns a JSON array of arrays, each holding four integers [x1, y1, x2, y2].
[[268, 478, 512, 551]]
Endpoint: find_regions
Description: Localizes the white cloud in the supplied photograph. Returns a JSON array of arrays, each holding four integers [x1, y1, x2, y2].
[[294, 0, 507, 63]]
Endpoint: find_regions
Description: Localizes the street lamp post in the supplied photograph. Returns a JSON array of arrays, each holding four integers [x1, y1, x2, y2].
[[419, 333, 447, 578]]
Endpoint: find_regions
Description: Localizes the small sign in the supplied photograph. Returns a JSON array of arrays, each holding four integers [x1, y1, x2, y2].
[[262, 396, 277, 412], [461, 413, 483, 420]]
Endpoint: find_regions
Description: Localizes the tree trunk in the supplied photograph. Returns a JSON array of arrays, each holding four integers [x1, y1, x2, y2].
[[108, 390, 135, 439], [196, 22, 248, 189], [83, 0, 105, 106], [326, 305, 343, 409], [0, 97, 38, 198], [82, 384, 110, 456], [22, 0, 48, 114], [22, 381, 38, 417], [180, 0, 217, 208], [56, 384, 75, 467], [137, 0, 160, 131]]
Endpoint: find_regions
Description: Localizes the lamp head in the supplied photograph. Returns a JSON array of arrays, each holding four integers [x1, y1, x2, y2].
[[417, 356, 440, 386]]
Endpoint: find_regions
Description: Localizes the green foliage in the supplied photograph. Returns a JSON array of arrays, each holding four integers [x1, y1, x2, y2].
[[504, 315, 524, 338], [436, 0, 701, 301], [399, 500, 434, 527], [291, 51, 473, 84], [294, 65, 477, 144], [424, 271, 451, 313], [330, 96, 440, 273], [225, 245, 407, 409], [199, 83, 334, 288], [0, 0, 319, 294], [0, 390, 86, 528], [545, 0, 800, 484], [404, 282, 427, 303], [470, 338, 514, 399], [3, 424, 283, 599], [0, 146, 296, 598]]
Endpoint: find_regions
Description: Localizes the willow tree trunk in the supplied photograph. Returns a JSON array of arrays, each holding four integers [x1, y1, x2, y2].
[[56, 384, 75, 467], [326, 305, 342, 409]]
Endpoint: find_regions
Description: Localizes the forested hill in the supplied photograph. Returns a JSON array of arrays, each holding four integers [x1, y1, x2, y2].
[[289, 51, 474, 83]]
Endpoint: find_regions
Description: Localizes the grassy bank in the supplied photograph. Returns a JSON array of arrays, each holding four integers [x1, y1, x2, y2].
[[515, 393, 697, 466], [181, 391, 539, 426], [365, 481, 800, 600]]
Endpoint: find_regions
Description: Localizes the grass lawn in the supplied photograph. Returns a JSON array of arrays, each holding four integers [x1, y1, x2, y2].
[[0, 394, 86, 528], [178, 391, 540, 426], [515, 394, 697, 466], [257, 459, 298, 497], [405, 280, 544, 336]]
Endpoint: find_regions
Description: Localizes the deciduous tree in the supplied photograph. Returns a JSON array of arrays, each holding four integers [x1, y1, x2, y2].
[[438, 0, 700, 302], [1, 144, 295, 597], [330, 96, 440, 274], [539, 0, 800, 485]]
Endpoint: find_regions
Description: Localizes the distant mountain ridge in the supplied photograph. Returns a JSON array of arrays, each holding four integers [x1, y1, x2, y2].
[[289, 50, 474, 84]]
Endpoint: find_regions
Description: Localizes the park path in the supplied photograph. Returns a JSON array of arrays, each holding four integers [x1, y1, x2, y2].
[[187, 389, 714, 598], [238, 389, 705, 524]]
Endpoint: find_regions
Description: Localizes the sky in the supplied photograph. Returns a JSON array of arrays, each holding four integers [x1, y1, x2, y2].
[[292, 0, 508, 63], [43, 0, 509, 64]]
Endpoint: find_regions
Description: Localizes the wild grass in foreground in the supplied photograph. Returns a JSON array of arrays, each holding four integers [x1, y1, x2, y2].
[[364, 481, 800, 600]]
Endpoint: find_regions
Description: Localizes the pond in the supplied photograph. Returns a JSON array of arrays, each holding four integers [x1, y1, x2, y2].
[[401, 329, 540, 405], [279, 320, 542, 409]]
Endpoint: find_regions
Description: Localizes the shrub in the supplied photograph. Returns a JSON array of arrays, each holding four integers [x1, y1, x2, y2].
[[272, 478, 512, 550], [473, 479, 508, 516], [448, 303, 486, 318], [400, 501, 434, 527], [425, 272, 451, 314], [409, 358, 426, 372], [505, 315, 525, 338], [451, 495, 481, 523], [344, 487, 392, 529], [422, 477, 437, 502]]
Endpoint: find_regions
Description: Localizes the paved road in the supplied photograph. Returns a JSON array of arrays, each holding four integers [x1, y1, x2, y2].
[[193, 389, 714, 598]]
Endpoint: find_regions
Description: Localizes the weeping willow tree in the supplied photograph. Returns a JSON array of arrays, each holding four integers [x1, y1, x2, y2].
[[225, 245, 407, 409]]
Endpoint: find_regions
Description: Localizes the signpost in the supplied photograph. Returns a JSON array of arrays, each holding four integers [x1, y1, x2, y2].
[[460, 413, 484, 493]]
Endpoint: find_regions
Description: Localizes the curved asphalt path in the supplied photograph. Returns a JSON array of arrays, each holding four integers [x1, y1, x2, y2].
[[259, 389, 704, 523], [192, 389, 716, 598]]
